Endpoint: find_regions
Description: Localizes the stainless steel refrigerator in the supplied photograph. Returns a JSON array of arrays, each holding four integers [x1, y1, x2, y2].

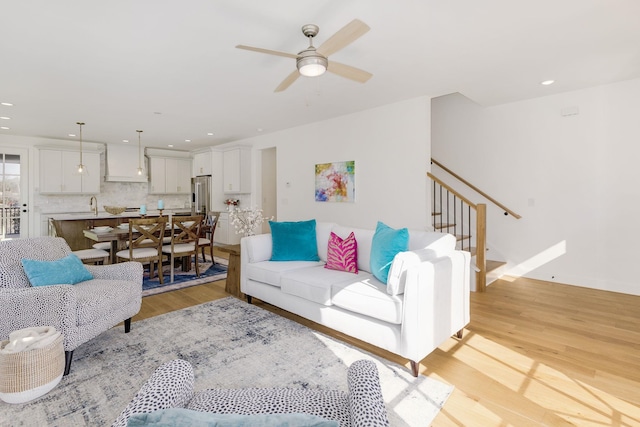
[[192, 175, 211, 215]]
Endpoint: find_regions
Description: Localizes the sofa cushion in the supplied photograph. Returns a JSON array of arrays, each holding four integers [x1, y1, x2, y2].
[[270, 220, 319, 261], [74, 278, 140, 326], [331, 276, 404, 324], [331, 226, 374, 274], [21, 253, 93, 287], [370, 222, 409, 284], [280, 266, 365, 306], [245, 233, 272, 263], [315, 222, 336, 262], [325, 232, 358, 274], [246, 260, 324, 288]]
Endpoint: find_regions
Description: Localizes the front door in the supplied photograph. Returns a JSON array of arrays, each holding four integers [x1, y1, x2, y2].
[[0, 147, 28, 240]]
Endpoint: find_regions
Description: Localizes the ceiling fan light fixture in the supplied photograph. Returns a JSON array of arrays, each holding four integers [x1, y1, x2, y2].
[[296, 50, 328, 77]]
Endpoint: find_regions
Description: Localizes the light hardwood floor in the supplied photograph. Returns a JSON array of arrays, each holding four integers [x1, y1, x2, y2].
[[133, 251, 640, 426]]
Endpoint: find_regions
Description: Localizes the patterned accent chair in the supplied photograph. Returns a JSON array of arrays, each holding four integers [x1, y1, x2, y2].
[[0, 237, 143, 375], [113, 359, 389, 427]]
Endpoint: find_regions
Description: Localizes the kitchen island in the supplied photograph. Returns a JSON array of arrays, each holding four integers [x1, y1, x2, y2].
[[48, 209, 191, 251]]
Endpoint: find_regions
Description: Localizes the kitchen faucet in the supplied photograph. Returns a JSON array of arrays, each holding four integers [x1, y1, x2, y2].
[[90, 196, 98, 216]]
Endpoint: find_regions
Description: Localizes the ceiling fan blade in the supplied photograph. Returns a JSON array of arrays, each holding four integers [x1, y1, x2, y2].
[[236, 45, 298, 59], [327, 61, 372, 83], [316, 19, 370, 57], [274, 69, 300, 92]]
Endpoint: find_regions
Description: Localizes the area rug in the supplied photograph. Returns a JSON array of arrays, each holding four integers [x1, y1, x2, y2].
[[1, 297, 453, 426], [142, 255, 228, 296]]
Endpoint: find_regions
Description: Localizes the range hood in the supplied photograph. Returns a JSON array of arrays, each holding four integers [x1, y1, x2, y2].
[[104, 144, 148, 183]]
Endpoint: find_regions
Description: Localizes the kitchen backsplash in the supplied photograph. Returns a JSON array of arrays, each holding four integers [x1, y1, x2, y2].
[[34, 180, 191, 214]]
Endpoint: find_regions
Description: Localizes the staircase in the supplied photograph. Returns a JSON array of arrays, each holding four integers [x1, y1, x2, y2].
[[429, 159, 520, 291]]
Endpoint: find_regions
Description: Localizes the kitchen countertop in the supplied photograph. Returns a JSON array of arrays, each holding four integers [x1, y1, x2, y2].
[[48, 209, 192, 221]]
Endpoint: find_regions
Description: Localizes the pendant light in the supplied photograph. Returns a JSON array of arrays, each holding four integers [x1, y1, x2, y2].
[[136, 130, 143, 175], [77, 122, 85, 173]]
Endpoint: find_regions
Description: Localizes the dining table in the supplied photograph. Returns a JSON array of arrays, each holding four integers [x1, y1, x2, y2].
[[82, 227, 132, 265]]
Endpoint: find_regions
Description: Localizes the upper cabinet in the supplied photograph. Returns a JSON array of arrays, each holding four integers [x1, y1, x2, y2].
[[223, 147, 251, 194], [192, 151, 212, 177], [39, 149, 100, 194], [147, 150, 192, 194]]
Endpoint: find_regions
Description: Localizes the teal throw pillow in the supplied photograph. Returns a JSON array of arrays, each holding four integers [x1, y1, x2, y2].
[[21, 253, 93, 287], [270, 219, 320, 261], [127, 408, 339, 426], [370, 221, 409, 284]]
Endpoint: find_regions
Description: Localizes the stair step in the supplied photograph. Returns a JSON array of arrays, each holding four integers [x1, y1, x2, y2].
[[432, 212, 442, 217], [486, 260, 506, 273], [433, 223, 456, 230], [455, 234, 471, 241]]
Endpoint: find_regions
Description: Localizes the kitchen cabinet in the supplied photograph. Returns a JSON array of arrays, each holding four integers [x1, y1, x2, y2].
[[223, 147, 251, 194], [214, 212, 241, 245], [39, 149, 100, 194], [192, 151, 212, 177], [149, 157, 191, 194]]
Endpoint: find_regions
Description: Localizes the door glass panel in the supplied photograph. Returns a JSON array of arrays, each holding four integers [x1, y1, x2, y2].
[[1, 153, 22, 240]]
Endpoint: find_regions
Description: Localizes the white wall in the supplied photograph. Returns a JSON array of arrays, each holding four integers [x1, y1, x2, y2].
[[432, 78, 640, 295], [222, 96, 432, 231]]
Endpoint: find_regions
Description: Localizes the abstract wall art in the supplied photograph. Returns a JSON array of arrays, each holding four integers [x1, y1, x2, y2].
[[315, 160, 355, 203]]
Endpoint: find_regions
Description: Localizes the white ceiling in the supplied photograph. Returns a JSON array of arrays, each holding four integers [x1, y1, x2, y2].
[[2, 0, 639, 150]]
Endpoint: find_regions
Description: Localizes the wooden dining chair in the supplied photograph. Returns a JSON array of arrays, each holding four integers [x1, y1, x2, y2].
[[198, 211, 219, 263], [162, 215, 203, 283], [115, 217, 168, 284]]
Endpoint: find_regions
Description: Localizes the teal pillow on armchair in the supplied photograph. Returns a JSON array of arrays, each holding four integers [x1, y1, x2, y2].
[[21, 253, 93, 287], [269, 219, 320, 261]]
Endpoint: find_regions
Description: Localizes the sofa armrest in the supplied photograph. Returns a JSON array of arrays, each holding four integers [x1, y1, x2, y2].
[[347, 360, 389, 427], [112, 359, 195, 427], [0, 286, 78, 349], [241, 234, 272, 264], [85, 261, 144, 283], [400, 251, 470, 362]]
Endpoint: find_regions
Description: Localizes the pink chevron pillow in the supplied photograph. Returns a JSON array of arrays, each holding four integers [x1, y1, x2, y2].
[[325, 231, 358, 274]]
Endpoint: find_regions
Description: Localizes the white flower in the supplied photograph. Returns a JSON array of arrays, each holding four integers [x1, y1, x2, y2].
[[229, 207, 273, 237]]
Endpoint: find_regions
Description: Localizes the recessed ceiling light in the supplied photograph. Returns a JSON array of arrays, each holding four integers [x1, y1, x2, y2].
[[185, 139, 191, 142], [0, 117, 10, 120], [168, 144, 174, 148], [122, 139, 129, 143], [68, 133, 76, 137], [153, 112, 162, 115], [207, 132, 213, 136], [0, 126, 9, 130], [541, 80, 555, 86], [257, 128, 263, 132], [1, 102, 13, 107]]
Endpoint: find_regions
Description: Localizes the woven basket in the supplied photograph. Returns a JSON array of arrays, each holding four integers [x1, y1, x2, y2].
[[104, 205, 127, 215], [0, 334, 64, 403]]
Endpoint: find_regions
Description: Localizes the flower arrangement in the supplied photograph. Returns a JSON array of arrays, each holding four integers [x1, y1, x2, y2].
[[229, 207, 274, 237], [224, 199, 239, 211]]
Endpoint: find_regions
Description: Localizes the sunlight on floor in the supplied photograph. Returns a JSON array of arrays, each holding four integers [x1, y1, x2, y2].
[[446, 331, 640, 426], [505, 240, 566, 279]]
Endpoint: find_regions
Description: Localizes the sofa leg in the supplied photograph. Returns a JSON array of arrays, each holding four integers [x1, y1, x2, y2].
[[124, 318, 132, 333], [64, 350, 74, 376], [246, 295, 252, 304], [456, 329, 463, 339], [410, 360, 419, 377]]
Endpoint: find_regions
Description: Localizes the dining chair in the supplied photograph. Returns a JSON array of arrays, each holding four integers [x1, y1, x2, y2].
[[198, 211, 219, 263], [162, 215, 203, 283], [115, 217, 168, 284]]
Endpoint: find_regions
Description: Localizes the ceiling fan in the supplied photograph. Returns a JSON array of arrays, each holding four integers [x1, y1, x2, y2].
[[236, 19, 373, 92]]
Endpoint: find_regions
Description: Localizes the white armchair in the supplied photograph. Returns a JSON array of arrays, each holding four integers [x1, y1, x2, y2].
[[0, 237, 143, 375]]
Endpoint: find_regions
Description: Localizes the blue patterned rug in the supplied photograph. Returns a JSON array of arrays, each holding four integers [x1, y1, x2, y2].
[[1, 297, 453, 426], [142, 255, 227, 296]]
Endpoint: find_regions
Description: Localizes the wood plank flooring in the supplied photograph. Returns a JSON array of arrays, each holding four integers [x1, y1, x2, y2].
[[132, 251, 640, 426]]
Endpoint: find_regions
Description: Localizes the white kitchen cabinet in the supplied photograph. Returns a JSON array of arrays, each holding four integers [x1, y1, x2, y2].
[[149, 157, 192, 194], [214, 212, 241, 245], [39, 149, 100, 194], [223, 147, 251, 194], [192, 151, 212, 177]]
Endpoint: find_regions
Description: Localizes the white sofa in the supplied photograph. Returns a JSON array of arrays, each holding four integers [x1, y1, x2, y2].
[[240, 222, 471, 376]]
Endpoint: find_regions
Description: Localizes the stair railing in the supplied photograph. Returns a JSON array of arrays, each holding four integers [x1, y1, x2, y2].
[[428, 172, 488, 292]]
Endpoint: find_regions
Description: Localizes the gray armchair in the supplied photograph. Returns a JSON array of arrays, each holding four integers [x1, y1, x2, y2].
[[0, 236, 143, 375]]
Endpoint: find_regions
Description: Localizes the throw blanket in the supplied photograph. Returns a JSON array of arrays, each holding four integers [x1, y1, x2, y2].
[[0, 326, 61, 354]]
